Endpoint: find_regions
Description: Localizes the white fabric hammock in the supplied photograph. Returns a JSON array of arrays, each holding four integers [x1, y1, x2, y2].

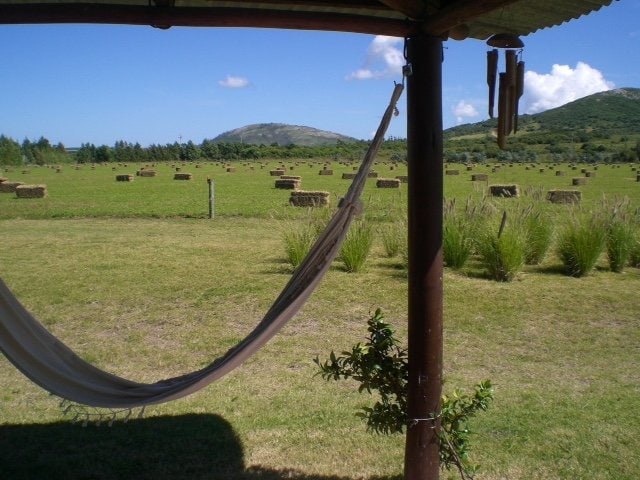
[[0, 83, 404, 409]]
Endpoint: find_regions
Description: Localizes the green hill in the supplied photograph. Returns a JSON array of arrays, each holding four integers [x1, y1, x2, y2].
[[212, 123, 357, 146], [445, 87, 640, 140]]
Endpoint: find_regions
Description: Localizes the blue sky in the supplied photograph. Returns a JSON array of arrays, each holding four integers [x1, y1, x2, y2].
[[1, 0, 638, 147]]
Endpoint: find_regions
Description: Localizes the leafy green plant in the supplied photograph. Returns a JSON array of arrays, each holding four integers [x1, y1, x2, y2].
[[557, 214, 606, 277], [606, 220, 636, 272], [315, 309, 493, 479], [476, 212, 526, 281], [339, 218, 374, 273], [283, 223, 316, 269]]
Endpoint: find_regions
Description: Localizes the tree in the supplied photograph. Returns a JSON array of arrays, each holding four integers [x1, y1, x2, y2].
[[0, 135, 22, 166]]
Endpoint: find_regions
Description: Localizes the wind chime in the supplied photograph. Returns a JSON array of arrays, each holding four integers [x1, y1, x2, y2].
[[486, 33, 525, 149]]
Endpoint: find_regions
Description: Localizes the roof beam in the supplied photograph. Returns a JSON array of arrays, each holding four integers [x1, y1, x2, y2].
[[377, 0, 427, 19], [422, 0, 521, 36], [0, 3, 417, 36]]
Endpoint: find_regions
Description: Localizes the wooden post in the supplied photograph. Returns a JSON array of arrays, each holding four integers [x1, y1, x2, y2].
[[207, 177, 215, 219], [404, 35, 444, 480]]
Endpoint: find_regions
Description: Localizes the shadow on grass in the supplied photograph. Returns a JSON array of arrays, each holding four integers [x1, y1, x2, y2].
[[0, 413, 401, 480]]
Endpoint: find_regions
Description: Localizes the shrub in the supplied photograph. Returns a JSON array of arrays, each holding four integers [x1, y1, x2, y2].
[[340, 218, 374, 273], [315, 309, 493, 479], [476, 213, 526, 282], [606, 220, 636, 272], [557, 215, 606, 277]]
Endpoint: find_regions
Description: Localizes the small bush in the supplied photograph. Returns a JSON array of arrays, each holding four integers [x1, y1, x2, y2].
[[557, 216, 606, 277], [607, 220, 636, 272], [283, 224, 316, 269], [340, 219, 374, 273], [476, 214, 526, 282]]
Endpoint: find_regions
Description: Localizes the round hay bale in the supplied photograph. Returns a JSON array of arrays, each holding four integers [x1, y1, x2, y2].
[[15, 184, 47, 199], [546, 190, 581, 204], [289, 190, 330, 207], [0, 181, 24, 193], [572, 177, 588, 186], [376, 178, 401, 188], [489, 184, 520, 198], [115, 174, 134, 182], [471, 173, 488, 181], [174, 173, 193, 180]]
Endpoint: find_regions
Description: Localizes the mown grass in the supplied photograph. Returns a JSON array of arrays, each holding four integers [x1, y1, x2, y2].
[[0, 160, 639, 479]]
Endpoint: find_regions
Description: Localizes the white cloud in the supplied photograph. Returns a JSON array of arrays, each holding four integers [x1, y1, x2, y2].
[[218, 75, 250, 88], [347, 36, 403, 80], [523, 62, 614, 114], [452, 100, 479, 124]]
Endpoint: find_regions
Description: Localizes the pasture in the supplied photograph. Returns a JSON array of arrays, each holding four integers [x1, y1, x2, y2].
[[0, 159, 639, 480]]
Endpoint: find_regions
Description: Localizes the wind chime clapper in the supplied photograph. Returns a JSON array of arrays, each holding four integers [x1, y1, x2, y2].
[[486, 33, 525, 149]]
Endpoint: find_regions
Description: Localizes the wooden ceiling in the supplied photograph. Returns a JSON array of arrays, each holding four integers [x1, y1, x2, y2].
[[0, 1, 616, 39]]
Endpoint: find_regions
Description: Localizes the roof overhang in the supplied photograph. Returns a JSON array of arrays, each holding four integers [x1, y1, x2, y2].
[[0, 1, 617, 39]]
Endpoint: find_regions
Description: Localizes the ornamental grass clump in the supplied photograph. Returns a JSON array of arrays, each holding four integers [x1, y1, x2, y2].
[[315, 309, 493, 480], [523, 209, 554, 265], [557, 213, 606, 277], [476, 212, 526, 282], [629, 234, 640, 268], [339, 218, 374, 273], [606, 220, 636, 273], [443, 215, 475, 270], [380, 220, 406, 258], [283, 223, 316, 269]]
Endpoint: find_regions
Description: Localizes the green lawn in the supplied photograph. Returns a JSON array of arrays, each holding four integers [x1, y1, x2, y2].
[[0, 160, 639, 479]]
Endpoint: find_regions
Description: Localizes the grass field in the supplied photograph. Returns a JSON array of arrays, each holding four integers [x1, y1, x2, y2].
[[0, 159, 639, 479]]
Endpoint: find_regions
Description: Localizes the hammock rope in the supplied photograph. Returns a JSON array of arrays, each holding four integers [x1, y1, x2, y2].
[[0, 83, 404, 409]]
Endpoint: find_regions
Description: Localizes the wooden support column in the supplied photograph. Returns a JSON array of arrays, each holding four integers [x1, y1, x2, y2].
[[404, 35, 444, 480]]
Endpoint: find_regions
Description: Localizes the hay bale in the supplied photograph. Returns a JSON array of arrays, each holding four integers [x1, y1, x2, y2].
[[471, 174, 488, 181], [138, 169, 157, 177], [376, 178, 401, 188], [226, 167, 236, 173], [466, 165, 473, 171], [572, 177, 588, 186], [367, 171, 379, 178], [115, 174, 134, 182], [555, 170, 565, 176], [0, 181, 24, 192], [342, 172, 357, 180], [280, 175, 301, 181], [489, 184, 520, 198], [636, 174, 640, 182], [0, 177, 7, 183], [15, 184, 47, 199], [275, 178, 300, 189], [585, 171, 596, 177], [270, 169, 285, 176], [174, 173, 193, 180], [395, 175, 409, 183], [547, 190, 581, 204], [319, 169, 333, 176], [445, 169, 460, 175], [289, 190, 330, 207]]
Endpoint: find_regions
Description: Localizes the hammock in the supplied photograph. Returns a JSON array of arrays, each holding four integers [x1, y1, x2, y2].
[[0, 83, 404, 409]]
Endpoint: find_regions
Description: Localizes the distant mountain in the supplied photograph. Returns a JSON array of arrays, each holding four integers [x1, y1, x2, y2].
[[445, 87, 640, 140], [212, 123, 357, 146]]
